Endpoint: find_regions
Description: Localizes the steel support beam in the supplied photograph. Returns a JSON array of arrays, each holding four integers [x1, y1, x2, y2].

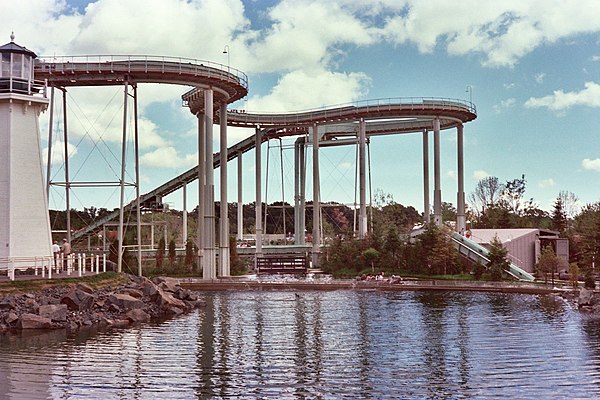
[[219, 102, 230, 276], [237, 150, 243, 241], [203, 89, 216, 279], [255, 127, 263, 262], [312, 123, 321, 268], [196, 112, 205, 273], [423, 129, 430, 224], [456, 124, 466, 233], [433, 118, 442, 226], [358, 118, 367, 239]]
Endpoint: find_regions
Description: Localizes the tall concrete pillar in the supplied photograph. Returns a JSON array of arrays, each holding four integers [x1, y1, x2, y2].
[[456, 124, 466, 233], [299, 138, 306, 245], [237, 150, 243, 241], [196, 111, 205, 273], [203, 89, 216, 279], [312, 123, 321, 268], [358, 118, 367, 239], [255, 127, 263, 261], [182, 183, 187, 245], [422, 129, 430, 224], [219, 102, 230, 276], [294, 138, 301, 244], [433, 118, 442, 226], [117, 80, 129, 273]]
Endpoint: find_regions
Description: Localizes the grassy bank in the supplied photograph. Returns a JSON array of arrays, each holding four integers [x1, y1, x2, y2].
[[0, 272, 128, 294]]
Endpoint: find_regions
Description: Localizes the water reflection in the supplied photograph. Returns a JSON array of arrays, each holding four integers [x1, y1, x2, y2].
[[1, 290, 600, 399]]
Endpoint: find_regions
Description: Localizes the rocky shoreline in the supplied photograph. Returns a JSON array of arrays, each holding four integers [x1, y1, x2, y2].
[[0, 275, 205, 333]]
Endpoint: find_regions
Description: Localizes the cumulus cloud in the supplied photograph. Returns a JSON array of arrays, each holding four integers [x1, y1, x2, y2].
[[582, 158, 600, 172], [379, 0, 600, 67], [525, 82, 600, 110], [473, 170, 489, 180], [493, 98, 516, 113], [247, 68, 371, 112], [535, 72, 546, 83], [538, 178, 555, 188], [42, 141, 78, 167], [140, 147, 197, 169]]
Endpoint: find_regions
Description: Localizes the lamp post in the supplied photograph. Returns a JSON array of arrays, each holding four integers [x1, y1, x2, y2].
[[465, 85, 473, 106], [223, 45, 230, 73]]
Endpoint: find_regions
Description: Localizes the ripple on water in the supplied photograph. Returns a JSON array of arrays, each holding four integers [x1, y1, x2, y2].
[[1, 290, 600, 399]]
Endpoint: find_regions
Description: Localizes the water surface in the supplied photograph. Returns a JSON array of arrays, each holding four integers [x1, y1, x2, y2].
[[1, 290, 599, 399]]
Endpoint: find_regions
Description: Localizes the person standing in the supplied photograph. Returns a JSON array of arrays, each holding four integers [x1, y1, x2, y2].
[[61, 238, 71, 270], [51, 240, 61, 271]]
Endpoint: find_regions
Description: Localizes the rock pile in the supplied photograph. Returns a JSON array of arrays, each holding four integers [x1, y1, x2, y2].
[[0, 275, 205, 333], [577, 287, 600, 312]]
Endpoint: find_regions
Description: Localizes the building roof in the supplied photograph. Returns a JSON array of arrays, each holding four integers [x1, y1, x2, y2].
[[0, 35, 37, 58], [470, 228, 540, 244]]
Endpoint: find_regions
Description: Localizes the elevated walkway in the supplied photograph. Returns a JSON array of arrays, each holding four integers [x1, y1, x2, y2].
[[450, 232, 535, 282]]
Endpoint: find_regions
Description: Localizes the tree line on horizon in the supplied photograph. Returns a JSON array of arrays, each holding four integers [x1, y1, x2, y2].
[[48, 173, 600, 279]]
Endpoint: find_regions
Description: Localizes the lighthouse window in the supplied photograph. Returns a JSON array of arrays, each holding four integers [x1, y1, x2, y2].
[[12, 53, 22, 78], [22, 55, 30, 80], [1, 53, 9, 78]]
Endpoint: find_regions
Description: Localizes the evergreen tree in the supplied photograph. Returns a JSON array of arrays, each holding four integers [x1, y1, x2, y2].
[[551, 196, 567, 234], [536, 245, 559, 283], [156, 237, 165, 272], [487, 236, 509, 281], [168, 239, 177, 268], [184, 240, 196, 270]]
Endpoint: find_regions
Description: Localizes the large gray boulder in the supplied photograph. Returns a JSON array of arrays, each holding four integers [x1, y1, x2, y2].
[[126, 309, 150, 323], [108, 293, 145, 311], [39, 304, 68, 322], [18, 313, 52, 329], [61, 289, 95, 311], [152, 288, 187, 312], [578, 288, 595, 307]]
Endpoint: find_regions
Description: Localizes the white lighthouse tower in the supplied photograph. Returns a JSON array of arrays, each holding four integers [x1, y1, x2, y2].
[[0, 34, 52, 278]]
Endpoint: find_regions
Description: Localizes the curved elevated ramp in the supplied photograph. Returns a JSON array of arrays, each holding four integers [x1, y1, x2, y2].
[[450, 232, 535, 282]]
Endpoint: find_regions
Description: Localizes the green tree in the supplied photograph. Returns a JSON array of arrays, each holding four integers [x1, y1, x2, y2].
[[362, 247, 380, 273], [487, 236, 509, 281], [551, 196, 567, 234], [156, 237, 165, 272], [537, 245, 559, 284], [184, 240, 196, 270], [168, 239, 177, 268], [573, 202, 600, 273]]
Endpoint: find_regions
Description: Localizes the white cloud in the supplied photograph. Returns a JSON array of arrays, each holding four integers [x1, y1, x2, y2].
[[525, 81, 600, 110], [538, 178, 555, 188], [447, 170, 456, 179], [582, 158, 600, 172], [493, 98, 516, 113], [140, 147, 197, 169], [504, 83, 516, 89], [379, 0, 600, 67], [247, 68, 371, 112], [473, 170, 489, 180], [42, 141, 78, 167], [592, 55, 600, 61], [535, 72, 546, 84]]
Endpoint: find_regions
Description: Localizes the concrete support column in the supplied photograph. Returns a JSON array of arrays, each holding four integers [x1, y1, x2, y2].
[[358, 118, 367, 239], [294, 138, 301, 244], [312, 123, 321, 268], [182, 183, 188, 245], [62, 88, 71, 245], [255, 127, 263, 261], [299, 138, 306, 245], [46, 86, 55, 198], [433, 117, 442, 226], [117, 81, 128, 273], [197, 112, 205, 273], [203, 89, 216, 279], [423, 129, 430, 224], [456, 124, 466, 233], [219, 102, 230, 276], [133, 84, 142, 277], [237, 151, 243, 242]]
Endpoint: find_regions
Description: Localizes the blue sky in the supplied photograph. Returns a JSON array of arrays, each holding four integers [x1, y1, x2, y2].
[[3, 0, 600, 216]]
